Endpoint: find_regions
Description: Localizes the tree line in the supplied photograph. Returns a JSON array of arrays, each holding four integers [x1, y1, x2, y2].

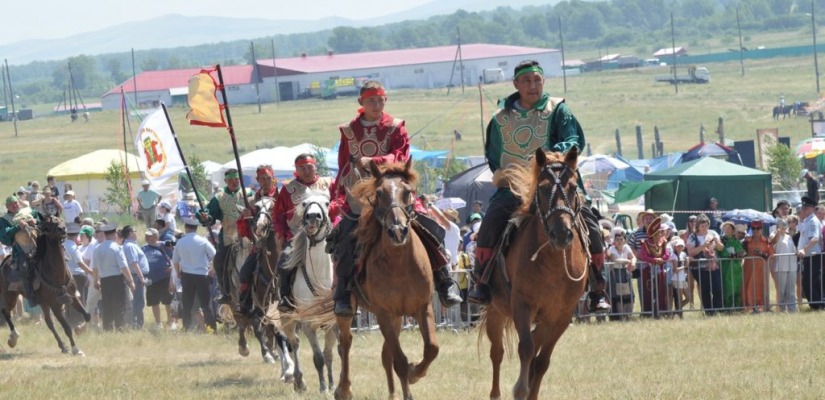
[[2, 0, 820, 107]]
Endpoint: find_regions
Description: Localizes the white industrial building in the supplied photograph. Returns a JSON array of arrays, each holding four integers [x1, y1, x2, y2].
[[100, 43, 561, 108]]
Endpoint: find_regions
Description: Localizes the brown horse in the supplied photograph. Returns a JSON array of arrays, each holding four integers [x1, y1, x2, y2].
[[336, 158, 439, 400], [0, 215, 90, 355], [219, 197, 294, 378], [481, 148, 589, 400]]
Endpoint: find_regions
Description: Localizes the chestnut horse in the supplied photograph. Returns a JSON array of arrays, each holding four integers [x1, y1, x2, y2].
[[300, 158, 440, 400], [481, 148, 589, 400], [0, 215, 90, 355]]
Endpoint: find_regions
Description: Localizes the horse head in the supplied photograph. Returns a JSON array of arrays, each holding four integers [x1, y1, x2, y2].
[[39, 215, 67, 242], [253, 197, 275, 239], [365, 158, 417, 246], [531, 147, 581, 249], [300, 191, 331, 242]]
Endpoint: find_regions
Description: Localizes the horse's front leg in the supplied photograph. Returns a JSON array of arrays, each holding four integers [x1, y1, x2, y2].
[[284, 321, 306, 391], [485, 308, 507, 400], [69, 294, 91, 324], [376, 313, 407, 400], [251, 315, 275, 364], [409, 305, 439, 385], [324, 327, 337, 392], [42, 304, 68, 354], [237, 321, 250, 357], [511, 302, 536, 400], [1, 304, 19, 348], [53, 303, 84, 356], [335, 315, 354, 400]]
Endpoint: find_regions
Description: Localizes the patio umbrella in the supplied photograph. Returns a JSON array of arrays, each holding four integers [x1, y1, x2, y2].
[[795, 137, 825, 159], [434, 197, 466, 210], [579, 155, 629, 175], [721, 209, 776, 226]]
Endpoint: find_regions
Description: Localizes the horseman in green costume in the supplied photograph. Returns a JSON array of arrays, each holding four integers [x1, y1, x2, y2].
[[1, 195, 44, 303]]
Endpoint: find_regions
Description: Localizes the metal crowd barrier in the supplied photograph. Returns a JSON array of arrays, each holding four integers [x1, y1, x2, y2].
[[349, 253, 825, 331]]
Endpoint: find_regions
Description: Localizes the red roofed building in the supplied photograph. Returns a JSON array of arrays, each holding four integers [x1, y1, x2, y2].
[[101, 44, 560, 107], [257, 43, 560, 100], [101, 65, 258, 110]]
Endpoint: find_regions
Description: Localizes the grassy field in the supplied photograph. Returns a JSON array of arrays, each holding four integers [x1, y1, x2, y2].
[[0, 53, 819, 199], [1, 310, 823, 399]]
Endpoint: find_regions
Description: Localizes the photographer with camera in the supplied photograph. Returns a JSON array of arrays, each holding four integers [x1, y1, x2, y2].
[[742, 220, 773, 313], [142, 228, 175, 330]]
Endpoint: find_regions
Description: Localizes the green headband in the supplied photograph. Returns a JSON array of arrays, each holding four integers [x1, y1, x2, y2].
[[224, 172, 240, 179], [5, 195, 19, 205], [514, 65, 544, 79]]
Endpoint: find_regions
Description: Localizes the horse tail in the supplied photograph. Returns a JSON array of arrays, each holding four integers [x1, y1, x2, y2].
[[292, 290, 336, 330], [218, 304, 236, 327], [476, 308, 517, 357]]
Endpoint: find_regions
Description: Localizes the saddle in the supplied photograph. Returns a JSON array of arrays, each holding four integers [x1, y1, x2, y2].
[[1, 257, 41, 294]]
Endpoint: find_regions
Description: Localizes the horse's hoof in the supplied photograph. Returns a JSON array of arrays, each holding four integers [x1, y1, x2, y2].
[[72, 347, 85, 357], [407, 363, 424, 385], [334, 387, 353, 400], [294, 380, 307, 393], [263, 353, 275, 364], [83, 312, 92, 322], [239, 347, 250, 357], [61, 347, 69, 354], [281, 373, 294, 384]]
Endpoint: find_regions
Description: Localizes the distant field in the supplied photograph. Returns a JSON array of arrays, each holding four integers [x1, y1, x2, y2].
[[0, 54, 817, 199]]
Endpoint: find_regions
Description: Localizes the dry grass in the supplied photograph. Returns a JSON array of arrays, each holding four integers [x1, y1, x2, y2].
[[1, 310, 824, 399]]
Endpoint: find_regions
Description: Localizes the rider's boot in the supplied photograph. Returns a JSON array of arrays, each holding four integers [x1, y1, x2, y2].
[[333, 276, 354, 317], [467, 247, 494, 305], [588, 253, 611, 312], [277, 268, 297, 313], [19, 259, 37, 305], [433, 265, 463, 307]]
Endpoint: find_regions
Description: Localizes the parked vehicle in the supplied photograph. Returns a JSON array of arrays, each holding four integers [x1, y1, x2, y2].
[[655, 66, 710, 84]]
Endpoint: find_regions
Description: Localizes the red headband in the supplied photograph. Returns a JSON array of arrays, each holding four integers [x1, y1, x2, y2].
[[359, 88, 385, 100], [295, 158, 316, 167], [256, 167, 274, 177]]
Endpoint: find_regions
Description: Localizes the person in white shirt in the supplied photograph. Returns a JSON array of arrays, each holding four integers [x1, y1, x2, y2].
[[172, 218, 217, 332], [797, 196, 824, 310], [607, 227, 636, 319], [771, 218, 800, 312], [62, 190, 83, 224]]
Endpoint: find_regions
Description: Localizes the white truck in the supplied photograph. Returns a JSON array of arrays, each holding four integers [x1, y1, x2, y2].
[[482, 68, 505, 84]]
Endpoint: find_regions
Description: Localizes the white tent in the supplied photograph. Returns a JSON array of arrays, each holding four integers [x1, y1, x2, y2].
[[219, 143, 338, 182], [47, 149, 177, 215]]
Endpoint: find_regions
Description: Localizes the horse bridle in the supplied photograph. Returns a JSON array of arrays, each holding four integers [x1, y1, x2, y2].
[[302, 200, 331, 247], [370, 179, 417, 233], [533, 162, 580, 237]]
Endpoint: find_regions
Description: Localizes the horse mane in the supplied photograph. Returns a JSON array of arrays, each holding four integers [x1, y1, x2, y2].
[[351, 161, 419, 265], [494, 151, 570, 216], [280, 230, 308, 272]]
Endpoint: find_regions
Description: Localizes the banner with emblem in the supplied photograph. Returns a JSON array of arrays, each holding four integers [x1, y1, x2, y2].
[[134, 108, 185, 187]]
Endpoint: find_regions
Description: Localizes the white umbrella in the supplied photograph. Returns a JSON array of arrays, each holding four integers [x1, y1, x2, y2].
[[435, 197, 466, 210], [579, 154, 630, 175]]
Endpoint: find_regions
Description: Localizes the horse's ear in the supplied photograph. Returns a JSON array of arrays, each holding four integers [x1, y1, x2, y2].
[[565, 146, 579, 168], [368, 160, 382, 178], [404, 156, 413, 173], [534, 148, 547, 166]]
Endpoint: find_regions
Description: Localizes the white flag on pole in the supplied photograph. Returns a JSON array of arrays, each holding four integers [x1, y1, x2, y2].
[[134, 108, 184, 187]]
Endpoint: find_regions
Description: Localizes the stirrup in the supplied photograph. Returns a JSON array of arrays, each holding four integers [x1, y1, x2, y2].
[[467, 283, 491, 305], [334, 299, 354, 317]]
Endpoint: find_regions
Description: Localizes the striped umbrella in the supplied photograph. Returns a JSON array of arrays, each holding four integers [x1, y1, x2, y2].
[[795, 137, 825, 158]]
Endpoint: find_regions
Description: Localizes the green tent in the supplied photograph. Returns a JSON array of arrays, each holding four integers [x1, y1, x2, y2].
[[643, 157, 772, 227]]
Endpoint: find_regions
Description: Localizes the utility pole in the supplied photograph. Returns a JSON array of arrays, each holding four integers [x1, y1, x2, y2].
[[670, 12, 679, 94], [558, 16, 567, 93], [131, 48, 138, 106], [250, 41, 262, 113], [737, 7, 745, 77], [813, 1, 821, 94], [5, 59, 18, 137]]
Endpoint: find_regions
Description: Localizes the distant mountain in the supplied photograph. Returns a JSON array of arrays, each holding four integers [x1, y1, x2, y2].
[[0, 0, 557, 64]]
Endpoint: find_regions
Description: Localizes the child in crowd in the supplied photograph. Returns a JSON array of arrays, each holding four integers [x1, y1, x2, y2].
[[670, 238, 689, 310]]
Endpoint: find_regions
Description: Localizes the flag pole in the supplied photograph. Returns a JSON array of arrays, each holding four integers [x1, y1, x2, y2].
[[214, 64, 253, 211], [160, 102, 218, 244]]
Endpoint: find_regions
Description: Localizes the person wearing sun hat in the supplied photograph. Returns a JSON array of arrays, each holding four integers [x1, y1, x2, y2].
[[62, 190, 83, 224], [1, 195, 44, 304], [637, 216, 672, 316], [136, 179, 162, 227], [718, 220, 745, 310], [742, 220, 774, 313]]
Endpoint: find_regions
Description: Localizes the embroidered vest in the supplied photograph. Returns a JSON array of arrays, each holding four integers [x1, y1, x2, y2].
[[216, 190, 246, 243], [338, 118, 402, 213], [493, 97, 562, 171]]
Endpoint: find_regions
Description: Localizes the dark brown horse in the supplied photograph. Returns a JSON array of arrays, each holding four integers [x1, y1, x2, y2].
[[0, 215, 90, 355], [218, 197, 294, 378], [481, 148, 589, 400], [341, 158, 440, 400]]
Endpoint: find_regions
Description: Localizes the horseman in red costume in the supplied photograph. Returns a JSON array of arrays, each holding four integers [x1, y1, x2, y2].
[[274, 153, 332, 313], [328, 80, 462, 317]]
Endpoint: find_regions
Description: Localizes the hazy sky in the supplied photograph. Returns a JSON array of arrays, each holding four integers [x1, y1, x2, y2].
[[1, 0, 433, 45]]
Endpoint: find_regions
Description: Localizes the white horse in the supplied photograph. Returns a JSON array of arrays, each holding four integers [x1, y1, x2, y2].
[[281, 191, 337, 393]]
